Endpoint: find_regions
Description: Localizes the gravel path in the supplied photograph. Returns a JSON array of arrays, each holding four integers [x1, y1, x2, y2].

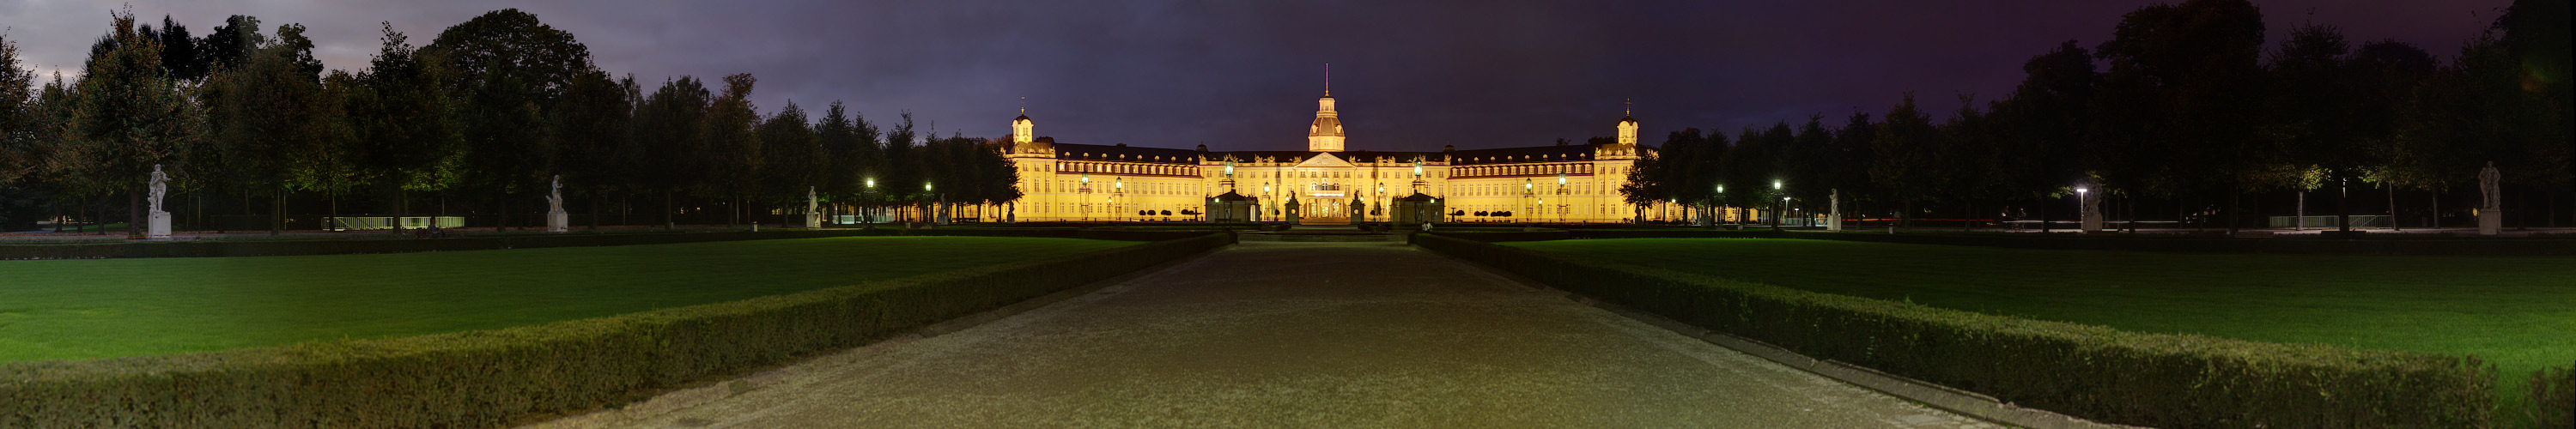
[[620, 242, 1996, 428]]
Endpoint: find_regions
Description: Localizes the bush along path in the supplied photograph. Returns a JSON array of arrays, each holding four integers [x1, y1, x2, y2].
[[1415, 234, 2501, 429], [0, 233, 1233, 429]]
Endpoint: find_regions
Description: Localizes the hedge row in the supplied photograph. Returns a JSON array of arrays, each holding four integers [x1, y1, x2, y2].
[[0, 227, 1218, 260], [1415, 234, 2497, 428], [1426, 228, 2576, 256], [2537, 365, 2576, 428], [0, 233, 1233, 428]]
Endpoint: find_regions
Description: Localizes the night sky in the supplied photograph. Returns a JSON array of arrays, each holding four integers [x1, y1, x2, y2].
[[2, 0, 2511, 152]]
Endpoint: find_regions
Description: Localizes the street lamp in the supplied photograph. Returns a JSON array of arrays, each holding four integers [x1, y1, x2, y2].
[[862, 178, 877, 227], [2075, 185, 2089, 233], [1715, 184, 1728, 227], [1771, 179, 1786, 230]]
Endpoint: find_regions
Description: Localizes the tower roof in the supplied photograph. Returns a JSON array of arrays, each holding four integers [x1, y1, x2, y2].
[[1310, 116, 1343, 136]]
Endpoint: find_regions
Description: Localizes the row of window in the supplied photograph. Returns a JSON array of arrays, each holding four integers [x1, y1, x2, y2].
[[1455, 162, 1595, 178]]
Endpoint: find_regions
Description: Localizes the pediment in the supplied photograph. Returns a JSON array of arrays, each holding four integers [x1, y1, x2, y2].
[[1293, 152, 1353, 168]]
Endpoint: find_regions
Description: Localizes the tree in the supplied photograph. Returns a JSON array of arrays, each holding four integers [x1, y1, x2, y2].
[[1, 33, 37, 187], [1828, 112, 1878, 220], [1787, 116, 1835, 214], [2093, 0, 2270, 233], [633, 76, 709, 227], [206, 21, 335, 234], [701, 73, 761, 227], [346, 22, 464, 226], [550, 69, 632, 229], [137, 16, 206, 82], [880, 112, 920, 219], [289, 70, 363, 225], [59, 10, 209, 236], [815, 100, 882, 214], [0, 34, 46, 230], [1870, 94, 1939, 228], [202, 15, 263, 73], [1990, 40, 2095, 229], [756, 100, 820, 226], [426, 9, 594, 231]]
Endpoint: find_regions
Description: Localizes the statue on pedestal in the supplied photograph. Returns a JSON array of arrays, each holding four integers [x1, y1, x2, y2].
[[2478, 161, 2502, 235], [148, 165, 167, 214], [547, 176, 565, 213], [1827, 188, 1843, 232], [805, 186, 822, 228], [147, 165, 172, 239], [545, 175, 569, 233]]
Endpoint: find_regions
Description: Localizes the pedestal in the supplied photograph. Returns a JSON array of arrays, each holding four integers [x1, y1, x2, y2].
[[805, 213, 823, 229], [546, 210, 569, 233], [147, 211, 172, 240], [1827, 212, 1843, 232], [2478, 210, 2500, 236]]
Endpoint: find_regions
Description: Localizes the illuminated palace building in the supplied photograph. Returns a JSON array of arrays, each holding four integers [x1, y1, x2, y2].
[[1000, 87, 1682, 224]]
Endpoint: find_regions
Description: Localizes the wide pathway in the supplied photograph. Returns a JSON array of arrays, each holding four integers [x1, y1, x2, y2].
[[625, 242, 1992, 428]]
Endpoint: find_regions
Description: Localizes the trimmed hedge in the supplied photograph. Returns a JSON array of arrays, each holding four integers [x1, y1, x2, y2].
[[1416, 234, 2496, 428], [1428, 228, 2576, 256], [0, 233, 1233, 428], [2538, 365, 2576, 428], [0, 227, 1212, 260]]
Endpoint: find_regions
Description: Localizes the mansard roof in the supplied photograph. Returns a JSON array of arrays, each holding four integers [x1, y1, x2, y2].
[[1449, 144, 1595, 165], [1052, 142, 1203, 164]]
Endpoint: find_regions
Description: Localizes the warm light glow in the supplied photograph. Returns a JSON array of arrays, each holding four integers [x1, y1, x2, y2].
[[1772, 180, 1783, 190]]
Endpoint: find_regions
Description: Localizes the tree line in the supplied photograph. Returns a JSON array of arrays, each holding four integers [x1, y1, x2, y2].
[[0, 9, 1022, 234], [1619, 0, 2571, 233]]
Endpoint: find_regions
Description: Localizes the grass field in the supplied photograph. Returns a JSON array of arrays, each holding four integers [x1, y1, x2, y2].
[[1508, 238, 2576, 409], [0, 236, 1133, 362]]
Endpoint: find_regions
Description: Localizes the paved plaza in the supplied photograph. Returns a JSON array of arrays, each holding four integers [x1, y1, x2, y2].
[[617, 242, 1992, 428]]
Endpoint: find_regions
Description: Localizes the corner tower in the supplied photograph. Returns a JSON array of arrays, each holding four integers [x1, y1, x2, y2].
[[1616, 101, 1639, 146], [1308, 65, 1345, 152], [1012, 108, 1035, 144]]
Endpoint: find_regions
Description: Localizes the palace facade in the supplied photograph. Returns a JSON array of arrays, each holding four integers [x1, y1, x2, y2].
[[1000, 88, 1681, 224]]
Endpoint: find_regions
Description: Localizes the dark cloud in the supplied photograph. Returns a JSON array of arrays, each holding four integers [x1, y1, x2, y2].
[[3, 0, 2508, 152]]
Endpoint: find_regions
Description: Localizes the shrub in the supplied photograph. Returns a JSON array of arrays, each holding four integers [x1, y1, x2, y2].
[[1415, 234, 2495, 428], [0, 228, 1197, 260], [0, 233, 1232, 428], [2537, 365, 2576, 428]]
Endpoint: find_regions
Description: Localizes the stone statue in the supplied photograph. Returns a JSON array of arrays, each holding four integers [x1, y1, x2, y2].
[[2477, 161, 2502, 235], [145, 164, 173, 239], [2478, 161, 2500, 210], [546, 175, 565, 213], [147, 164, 167, 214]]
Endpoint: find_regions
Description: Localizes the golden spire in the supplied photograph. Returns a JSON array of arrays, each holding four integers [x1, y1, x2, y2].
[[1625, 98, 1632, 116], [1020, 96, 1026, 115], [1324, 63, 1331, 97]]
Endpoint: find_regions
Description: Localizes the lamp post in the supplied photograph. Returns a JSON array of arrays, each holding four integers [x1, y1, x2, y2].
[[1113, 178, 1125, 222], [1715, 184, 1728, 227], [2075, 185, 2091, 233], [1522, 178, 1534, 225], [1376, 183, 1387, 223], [863, 178, 876, 227], [1771, 179, 1785, 230]]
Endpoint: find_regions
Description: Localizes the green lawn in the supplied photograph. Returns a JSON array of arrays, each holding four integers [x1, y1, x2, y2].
[[1509, 239, 2576, 406], [0, 236, 1133, 362]]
